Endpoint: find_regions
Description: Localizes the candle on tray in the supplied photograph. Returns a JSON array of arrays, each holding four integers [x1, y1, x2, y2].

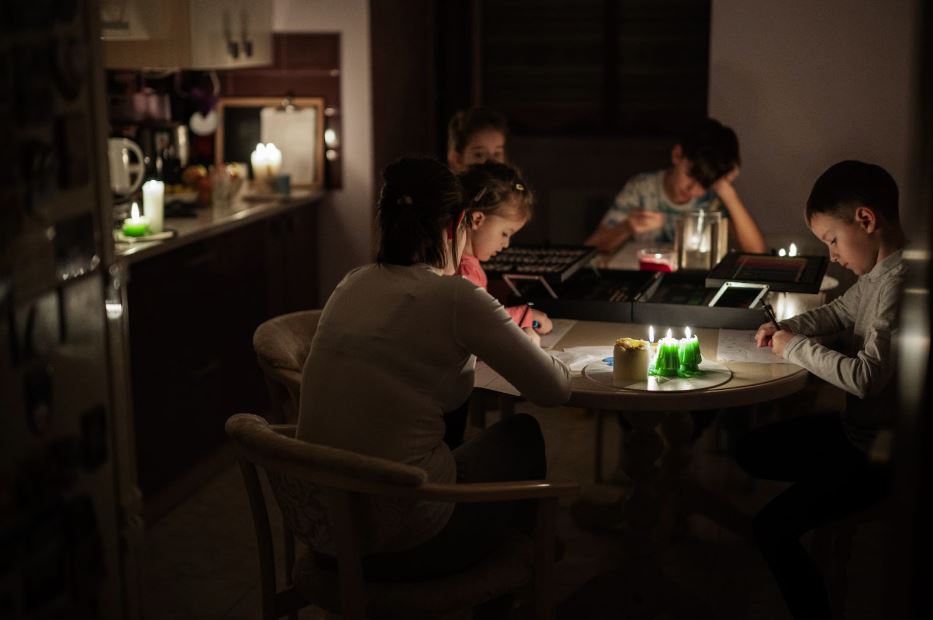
[[122, 201, 149, 237], [677, 326, 703, 377], [650, 328, 680, 377], [142, 179, 164, 233], [613, 338, 648, 384], [647, 325, 656, 375], [250, 142, 283, 189]]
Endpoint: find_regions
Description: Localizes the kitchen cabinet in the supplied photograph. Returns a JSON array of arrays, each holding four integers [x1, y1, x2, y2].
[[102, 0, 273, 70], [123, 200, 318, 509]]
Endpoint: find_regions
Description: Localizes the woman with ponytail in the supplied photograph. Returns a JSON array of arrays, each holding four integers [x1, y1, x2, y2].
[[297, 157, 570, 585]]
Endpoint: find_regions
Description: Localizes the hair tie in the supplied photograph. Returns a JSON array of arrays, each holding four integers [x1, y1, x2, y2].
[[513, 182, 525, 192], [473, 187, 488, 202], [396, 195, 413, 206]]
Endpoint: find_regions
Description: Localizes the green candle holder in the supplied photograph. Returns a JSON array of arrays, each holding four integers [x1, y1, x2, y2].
[[122, 219, 149, 237], [650, 340, 680, 377], [677, 337, 703, 378]]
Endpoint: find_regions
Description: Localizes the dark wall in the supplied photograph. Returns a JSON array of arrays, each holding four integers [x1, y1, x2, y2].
[[369, 1, 711, 246], [370, 0, 437, 197]]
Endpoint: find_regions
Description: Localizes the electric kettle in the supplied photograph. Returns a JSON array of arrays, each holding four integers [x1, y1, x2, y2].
[[107, 136, 145, 200]]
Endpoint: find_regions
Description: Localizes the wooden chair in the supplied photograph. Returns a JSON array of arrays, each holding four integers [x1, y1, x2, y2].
[[226, 413, 579, 620], [252, 310, 322, 423]]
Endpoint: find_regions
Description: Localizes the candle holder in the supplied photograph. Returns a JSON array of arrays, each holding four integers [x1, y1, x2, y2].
[[676, 328, 703, 378], [122, 201, 149, 237], [649, 336, 680, 377]]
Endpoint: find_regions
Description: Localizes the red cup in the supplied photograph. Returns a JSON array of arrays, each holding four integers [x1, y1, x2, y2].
[[637, 248, 675, 272]]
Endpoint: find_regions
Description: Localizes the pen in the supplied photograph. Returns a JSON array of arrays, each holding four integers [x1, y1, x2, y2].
[[762, 303, 781, 331], [519, 302, 540, 330]]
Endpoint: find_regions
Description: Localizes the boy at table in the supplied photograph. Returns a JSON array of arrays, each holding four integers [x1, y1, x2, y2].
[[737, 160, 906, 620], [585, 118, 766, 256]]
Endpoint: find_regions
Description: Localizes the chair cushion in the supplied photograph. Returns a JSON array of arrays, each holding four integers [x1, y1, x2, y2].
[[292, 535, 534, 619], [253, 310, 322, 372]]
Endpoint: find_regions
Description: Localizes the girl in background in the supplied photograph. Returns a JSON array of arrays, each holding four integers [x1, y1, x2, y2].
[[458, 161, 554, 337], [447, 107, 508, 172]]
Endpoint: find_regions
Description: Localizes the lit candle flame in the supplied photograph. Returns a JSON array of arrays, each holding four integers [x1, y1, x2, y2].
[[130, 201, 141, 219], [788, 242, 798, 257], [778, 248, 787, 257], [666, 328, 673, 340], [685, 326, 692, 339], [649, 325, 655, 343]]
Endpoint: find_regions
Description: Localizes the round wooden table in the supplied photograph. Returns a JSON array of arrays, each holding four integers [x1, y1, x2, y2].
[[475, 319, 810, 539], [557, 320, 809, 411]]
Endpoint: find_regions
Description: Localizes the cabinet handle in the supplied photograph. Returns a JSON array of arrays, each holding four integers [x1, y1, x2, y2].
[[240, 9, 252, 57], [227, 40, 240, 59]]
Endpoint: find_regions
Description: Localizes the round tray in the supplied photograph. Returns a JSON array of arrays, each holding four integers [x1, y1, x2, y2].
[[583, 359, 733, 392]]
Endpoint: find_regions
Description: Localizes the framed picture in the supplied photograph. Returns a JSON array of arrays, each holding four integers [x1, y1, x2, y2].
[[215, 96, 325, 189]]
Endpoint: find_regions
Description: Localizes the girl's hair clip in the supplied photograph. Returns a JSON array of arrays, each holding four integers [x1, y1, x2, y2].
[[513, 182, 525, 192], [472, 187, 488, 202], [396, 195, 413, 205]]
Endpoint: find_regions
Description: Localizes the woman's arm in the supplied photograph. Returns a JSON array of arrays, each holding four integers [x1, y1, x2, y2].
[[454, 282, 570, 406]]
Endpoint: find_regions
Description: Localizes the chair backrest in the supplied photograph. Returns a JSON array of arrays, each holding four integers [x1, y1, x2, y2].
[[252, 310, 323, 422], [226, 413, 428, 555]]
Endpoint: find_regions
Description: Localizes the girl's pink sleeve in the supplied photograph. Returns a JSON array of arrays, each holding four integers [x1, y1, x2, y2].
[[458, 255, 488, 289], [506, 305, 535, 329]]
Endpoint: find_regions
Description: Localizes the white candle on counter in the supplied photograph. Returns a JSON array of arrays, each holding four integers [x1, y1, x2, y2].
[[142, 179, 164, 233], [251, 143, 283, 184], [265, 143, 282, 178]]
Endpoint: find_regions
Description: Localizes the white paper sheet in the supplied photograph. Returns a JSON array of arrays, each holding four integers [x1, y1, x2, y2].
[[540, 318, 577, 349], [550, 346, 614, 372], [716, 329, 791, 364]]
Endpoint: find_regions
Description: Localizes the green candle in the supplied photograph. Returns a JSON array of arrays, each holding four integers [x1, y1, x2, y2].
[[650, 329, 680, 377], [677, 328, 703, 377], [122, 202, 149, 237]]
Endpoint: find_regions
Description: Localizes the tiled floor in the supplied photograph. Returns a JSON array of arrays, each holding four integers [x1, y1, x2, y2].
[[141, 401, 890, 619]]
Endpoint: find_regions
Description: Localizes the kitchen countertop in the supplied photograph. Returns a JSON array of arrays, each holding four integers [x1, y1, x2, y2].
[[115, 189, 325, 264]]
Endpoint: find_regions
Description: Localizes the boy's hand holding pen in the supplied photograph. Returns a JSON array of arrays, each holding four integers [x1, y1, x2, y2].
[[755, 303, 783, 348]]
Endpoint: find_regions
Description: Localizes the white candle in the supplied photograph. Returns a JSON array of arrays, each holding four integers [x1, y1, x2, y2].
[[142, 179, 164, 233], [265, 143, 282, 178], [251, 143, 283, 183]]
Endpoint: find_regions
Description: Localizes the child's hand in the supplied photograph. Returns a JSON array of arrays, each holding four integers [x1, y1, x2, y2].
[[755, 322, 778, 347], [627, 209, 665, 234], [770, 330, 794, 358], [531, 309, 553, 335], [523, 326, 542, 347], [712, 165, 740, 199]]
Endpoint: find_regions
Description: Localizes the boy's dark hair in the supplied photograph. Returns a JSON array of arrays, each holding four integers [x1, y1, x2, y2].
[[376, 157, 465, 268], [447, 107, 509, 155], [458, 161, 534, 221], [679, 118, 740, 188], [806, 160, 900, 224]]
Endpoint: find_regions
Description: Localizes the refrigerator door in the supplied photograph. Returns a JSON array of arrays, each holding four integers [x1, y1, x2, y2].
[[1, 1, 134, 618]]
